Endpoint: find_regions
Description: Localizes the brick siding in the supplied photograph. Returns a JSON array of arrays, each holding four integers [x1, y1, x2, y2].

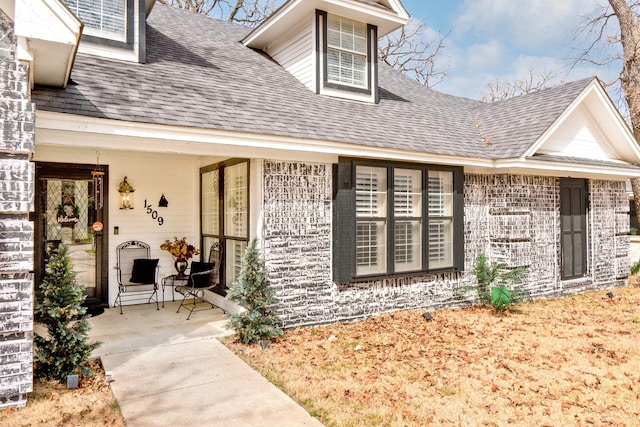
[[0, 9, 34, 408], [262, 161, 629, 328]]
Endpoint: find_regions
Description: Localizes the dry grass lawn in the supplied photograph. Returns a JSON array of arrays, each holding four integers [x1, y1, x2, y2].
[[226, 283, 640, 426], [0, 359, 124, 427]]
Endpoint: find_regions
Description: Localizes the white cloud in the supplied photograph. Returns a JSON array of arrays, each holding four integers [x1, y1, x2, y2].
[[466, 39, 506, 71], [453, 0, 604, 51], [422, 0, 626, 102]]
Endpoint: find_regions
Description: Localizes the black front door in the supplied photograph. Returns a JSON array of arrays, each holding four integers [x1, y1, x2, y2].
[[560, 178, 587, 280], [34, 162, 109, 307]]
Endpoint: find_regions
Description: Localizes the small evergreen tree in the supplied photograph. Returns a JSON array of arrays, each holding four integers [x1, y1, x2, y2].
[[226, 238, 283, 344], [34, 245, 99, 381]]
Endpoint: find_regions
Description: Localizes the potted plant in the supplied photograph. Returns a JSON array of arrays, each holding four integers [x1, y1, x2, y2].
[[160, 237, 200, 277]]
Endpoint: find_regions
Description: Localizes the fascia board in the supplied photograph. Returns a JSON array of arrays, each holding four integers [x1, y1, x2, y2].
[[15, 0, 82, 43], [35, 111, 492, 168], [590, 79, 640, 160], [243, 0, 304, 47], [522, 79, 597, 159], [244, 0, 407, 48], [496, 157, 640, 179], [523, 79, 640, 163], [15, 0, 82, 87]]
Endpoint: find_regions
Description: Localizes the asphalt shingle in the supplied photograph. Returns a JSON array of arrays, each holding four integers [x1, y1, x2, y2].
[[32, 4, 598, 161]]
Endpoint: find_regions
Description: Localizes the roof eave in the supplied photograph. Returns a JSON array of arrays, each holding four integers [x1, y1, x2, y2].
[[14, 0, 83, 88], [243, 0, 409, 50], [523, 78, 640, 163], [496, 156, 640, 180]]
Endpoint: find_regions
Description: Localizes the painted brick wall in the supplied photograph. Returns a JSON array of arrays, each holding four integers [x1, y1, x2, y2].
[[589, 180, 630, 286], [262, 160, 334, 326], [263, 162, 629, 329], [0, 9, 35, 408]]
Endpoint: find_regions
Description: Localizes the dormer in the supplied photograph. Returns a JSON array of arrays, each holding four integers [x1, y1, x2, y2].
[[11, 0, 83, 88], [243, 0, 409, 103], [62, 0, 155, 63]]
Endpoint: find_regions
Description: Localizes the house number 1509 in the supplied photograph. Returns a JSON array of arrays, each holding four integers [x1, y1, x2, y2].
[[144, 200, 164, 226]]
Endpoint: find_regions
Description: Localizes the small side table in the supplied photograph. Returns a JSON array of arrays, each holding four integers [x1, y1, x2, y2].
[[161, 274, 188, 307]]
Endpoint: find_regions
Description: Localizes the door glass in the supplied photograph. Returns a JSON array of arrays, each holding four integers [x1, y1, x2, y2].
[[226, 239, 247, 288], [224, 163, 247, 238], [201, 169, 219, 237], [44, 178, 98, 297]]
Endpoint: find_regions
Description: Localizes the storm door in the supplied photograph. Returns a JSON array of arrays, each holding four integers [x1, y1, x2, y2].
[[34, 162, 109, 307], [201, 159, 249, 295], [560, 178, 587, 280]]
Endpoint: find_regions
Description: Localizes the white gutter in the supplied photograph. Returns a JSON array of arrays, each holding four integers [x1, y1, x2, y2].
[[35, 111, 494, 168], [36, 111, 640, 180]]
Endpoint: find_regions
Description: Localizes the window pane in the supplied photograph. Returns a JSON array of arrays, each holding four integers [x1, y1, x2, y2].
[[201, 170, 219, 236], [394, 220, 421, 272], [356, 166, 387, 218], [226, 239, 247, 288], [63, 0, 127, 42], [356, 220, 387, 275], [327, 15, 367, 54], [429, 219, 453, 269], [327, 49, 367, 88], [224, 163, 248, 238], [428, 171, 453, 217], [326, 14, 368, 88], [394, 169, 421, 217]]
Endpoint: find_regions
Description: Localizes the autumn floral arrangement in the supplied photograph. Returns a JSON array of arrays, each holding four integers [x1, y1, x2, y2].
[[160, 237, 200, 260]]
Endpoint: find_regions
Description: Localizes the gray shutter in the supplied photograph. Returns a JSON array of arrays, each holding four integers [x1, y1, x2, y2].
[[560, 179, 587, 279], [332, 159, 355, 282]]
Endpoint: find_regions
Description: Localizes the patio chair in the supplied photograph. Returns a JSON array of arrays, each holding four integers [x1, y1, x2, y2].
[[176, 242, 222, 319], [114, 240, 160, 314]]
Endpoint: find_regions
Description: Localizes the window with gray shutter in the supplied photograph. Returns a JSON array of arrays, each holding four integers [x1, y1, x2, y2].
[[333, 158, 463, 282]]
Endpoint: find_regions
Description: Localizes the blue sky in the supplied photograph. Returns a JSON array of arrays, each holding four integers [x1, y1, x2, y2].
[[398, 0, 619, 100]]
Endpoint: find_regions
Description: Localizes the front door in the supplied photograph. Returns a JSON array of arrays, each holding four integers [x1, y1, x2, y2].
[[34, 162, 109, 307]]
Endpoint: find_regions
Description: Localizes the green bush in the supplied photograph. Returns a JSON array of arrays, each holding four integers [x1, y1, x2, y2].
[[470, 254, 530, 312], [226, 238, 283, 344], [631, 261, 640, 276], [34, 245, 100, 382]]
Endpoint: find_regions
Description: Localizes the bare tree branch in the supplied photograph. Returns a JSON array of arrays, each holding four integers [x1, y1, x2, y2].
[[158, 0, 277, 25], [157, 0, 221, 15], [480, 68, 560, 102], [575, 0, 640, 215], [378, 19, 448, 88]]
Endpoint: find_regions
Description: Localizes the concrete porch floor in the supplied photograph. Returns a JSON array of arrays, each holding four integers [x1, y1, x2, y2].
[[88, 301, 323, 427]]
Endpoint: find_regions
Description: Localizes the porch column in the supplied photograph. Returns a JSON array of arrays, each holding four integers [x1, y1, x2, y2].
[[0, 9, 35, 408]]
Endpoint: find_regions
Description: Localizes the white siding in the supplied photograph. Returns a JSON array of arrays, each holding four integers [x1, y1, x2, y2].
[[538, 104, 618, 160], [267, 15, 315, 91], [34, 146, 202, 305]]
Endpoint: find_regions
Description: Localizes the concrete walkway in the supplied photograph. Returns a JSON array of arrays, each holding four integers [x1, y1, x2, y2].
[[89, 301, 323, 427]]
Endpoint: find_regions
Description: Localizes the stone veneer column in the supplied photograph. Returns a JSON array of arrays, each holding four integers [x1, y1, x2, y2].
[[0, 10, 35, 408]]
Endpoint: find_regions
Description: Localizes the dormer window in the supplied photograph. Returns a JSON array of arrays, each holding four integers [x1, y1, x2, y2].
[[63, 0, 134, 48], [326, 15, 368, 89], [317, 11, 378, 101]]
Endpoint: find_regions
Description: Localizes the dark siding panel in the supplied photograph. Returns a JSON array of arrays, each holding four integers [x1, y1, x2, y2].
[[560, 179, 587, 280], [333, 159, 355, 282]]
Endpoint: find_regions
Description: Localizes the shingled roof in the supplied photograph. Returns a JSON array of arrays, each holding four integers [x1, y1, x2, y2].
[[32, 4, 596, 161]]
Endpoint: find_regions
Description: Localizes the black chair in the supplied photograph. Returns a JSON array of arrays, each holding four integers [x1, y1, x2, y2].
[[176, 242, 222, 319], [114, 241, 159, 314]]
